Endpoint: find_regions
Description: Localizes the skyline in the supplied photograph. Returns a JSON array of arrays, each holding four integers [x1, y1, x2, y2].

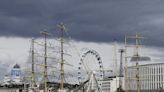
[[1, 0, 164, 84]]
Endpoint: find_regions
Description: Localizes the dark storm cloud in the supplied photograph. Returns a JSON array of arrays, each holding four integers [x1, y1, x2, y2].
[[0, 0, 164, 46]]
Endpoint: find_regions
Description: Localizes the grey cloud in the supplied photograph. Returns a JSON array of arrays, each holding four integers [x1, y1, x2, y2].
[[0, 0, 164, 46]]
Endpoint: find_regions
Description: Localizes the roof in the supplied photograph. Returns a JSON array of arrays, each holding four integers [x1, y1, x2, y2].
[[130, 54, 151, 62], [127, 63, 164, 68], [13, 64, 20, 68]]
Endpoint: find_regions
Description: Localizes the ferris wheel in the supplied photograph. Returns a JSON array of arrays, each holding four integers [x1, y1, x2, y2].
[[77, 49, 104, 92]]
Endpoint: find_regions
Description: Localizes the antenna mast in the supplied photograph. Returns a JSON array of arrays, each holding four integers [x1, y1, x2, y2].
[[119, 49, 125, 92], [31, 38, 36, 90]]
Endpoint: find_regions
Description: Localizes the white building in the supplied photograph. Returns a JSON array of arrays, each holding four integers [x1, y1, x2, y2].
[[1, 64, 23, 86], [127, 63, 164, 92], [11, 64, 22, 84], [102, 76, 121, 92], [90, 70, 123, 92]]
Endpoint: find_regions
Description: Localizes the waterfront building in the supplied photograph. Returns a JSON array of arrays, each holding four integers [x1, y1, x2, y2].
[[127, 63, 164, 92], [102, 76, 119, 92], [11, 64, 22, 84], [90, 70, 123, 92], [0, 64, 23, 87]]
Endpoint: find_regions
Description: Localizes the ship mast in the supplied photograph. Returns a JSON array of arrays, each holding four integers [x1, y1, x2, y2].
[[113, 42, 118, 92], [40, 31, 49, 92], [134, 33, 143, 92], [125, 33, 143, 92], [124, 36, 129, 92], [57, 23, 65, 91]]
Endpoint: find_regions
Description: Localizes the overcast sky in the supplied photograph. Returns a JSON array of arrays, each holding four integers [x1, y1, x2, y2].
[[1, 0, 164, 83], [0, 0, 164, 46]]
